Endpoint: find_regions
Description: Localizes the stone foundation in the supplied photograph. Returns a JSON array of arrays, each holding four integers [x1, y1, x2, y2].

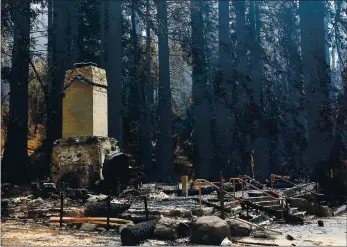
[[51, 136, 119, 188]]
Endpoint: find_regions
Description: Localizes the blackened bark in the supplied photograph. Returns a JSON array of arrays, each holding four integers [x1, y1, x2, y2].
[[215, 0, 234, 179], [69, 1, 79, 66], [143, 0, 154, 179], [106, 0, 123, 145], [44, 0, 71, 177], [156, 0, 174, 182], [282, 1, 306, 170], [130, 0, 151, 179], [2, 0, 31, 183], [299, 1, 333, 170], [233, 0, 248, 176], [47, 0, 53, 94], [248, 1, 268, 180], [100, 1, 107, 68], [191, 0, 212, 179]]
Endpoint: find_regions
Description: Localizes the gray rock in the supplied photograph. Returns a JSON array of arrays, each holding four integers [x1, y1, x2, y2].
[[191, 216, 231, 245], [226, 218, 251, 237], [154, 217, 190, 240], [79, 223, 98, 232], [290, 198, 332, 217], [154, 217, 179, 240]]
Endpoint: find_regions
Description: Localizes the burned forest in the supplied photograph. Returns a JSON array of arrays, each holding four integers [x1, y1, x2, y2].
[[1, 0, 347, 246]]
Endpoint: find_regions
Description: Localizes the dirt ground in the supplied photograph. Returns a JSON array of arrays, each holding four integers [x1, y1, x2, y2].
[[240, 213, 347, 246], [1, 220, 122, 246], [1, 213, 346, 246]]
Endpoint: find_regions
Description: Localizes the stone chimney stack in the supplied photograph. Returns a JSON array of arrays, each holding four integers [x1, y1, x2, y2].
[[62, 63, 108, 138]]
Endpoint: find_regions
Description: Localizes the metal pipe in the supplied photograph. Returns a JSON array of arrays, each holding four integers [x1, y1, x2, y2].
[[230, 178, 282, 200], [107, 190, 111, 231], [194, 179, 239, 201], [60, 191, 64, 228], [198, 181, 202, 210], [220, 172, 225, 219], [233, 179, 236, 197], [144, 196, 149, 220]]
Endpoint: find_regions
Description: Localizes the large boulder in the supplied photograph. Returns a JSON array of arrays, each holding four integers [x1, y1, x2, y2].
[[154, 217, 190, 240], [290, 198, 332, 217], [226, 218, 251, 237], [191, 216, 231, 245]]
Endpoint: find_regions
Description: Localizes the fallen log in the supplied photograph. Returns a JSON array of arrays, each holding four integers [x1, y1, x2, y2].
[[333, 205, 347, 216], [120, 218, 160, 246], [84, 200, 131, 217], [49, 217, 132, 224], [234, 240, 279, 246]]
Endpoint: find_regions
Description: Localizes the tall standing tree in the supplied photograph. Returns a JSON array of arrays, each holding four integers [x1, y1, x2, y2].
[[299, 0, 333, 170], [106, 0, 123, 144], [191, 0, 212, 179], [215, 0, 235, 178], [44, 0, 71, 177], [280, 1, 306, 170], [100, 1, 107, 68], [233, 0, 249, 176], [2, 0, 31, 183], [156, 0, 174, 182], [143, 0, 154, 178], [69, 1, 79, 64], [247, 1, 268, 179]]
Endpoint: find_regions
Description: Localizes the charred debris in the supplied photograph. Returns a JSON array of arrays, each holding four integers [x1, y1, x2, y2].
[[2, 163, 347, 246]]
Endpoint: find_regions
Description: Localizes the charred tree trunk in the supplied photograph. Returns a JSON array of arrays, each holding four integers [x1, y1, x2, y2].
[[282, 1, 306, 171], [130, 0, 151, 178], [216, 0, 235, 179], [44, 0, 71, 178], [69, 1, 79, 66], [100, 1, 107, 68], [232, 0, 248, 176], [143, 0, 154, 179], [106, 0, 123, 146], [299, 1, 333, 170], [247, 1, 268, 180], [2, 0, 31, 183], [156, 0, 174, 182], [191, 0, 212, 179]]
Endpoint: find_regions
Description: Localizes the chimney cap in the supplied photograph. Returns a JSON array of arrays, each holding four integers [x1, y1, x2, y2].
[[74, 62, 98, 68]]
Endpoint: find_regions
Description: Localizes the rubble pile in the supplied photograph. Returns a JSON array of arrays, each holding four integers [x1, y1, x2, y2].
[[1, 177, 347, 246]]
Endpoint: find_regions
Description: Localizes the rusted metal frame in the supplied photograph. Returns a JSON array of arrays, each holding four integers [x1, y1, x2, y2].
[[194, 179, 240, 201], [230, 178, 283, 200]]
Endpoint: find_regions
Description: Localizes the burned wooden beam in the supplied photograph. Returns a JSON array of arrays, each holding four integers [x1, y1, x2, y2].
[[241, 201, 304, 225], [84, 200, 131, 217], [50, 217, 132, 224]]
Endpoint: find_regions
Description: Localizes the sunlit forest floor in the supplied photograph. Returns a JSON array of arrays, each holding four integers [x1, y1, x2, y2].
[[2, 214, 346, 246]]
